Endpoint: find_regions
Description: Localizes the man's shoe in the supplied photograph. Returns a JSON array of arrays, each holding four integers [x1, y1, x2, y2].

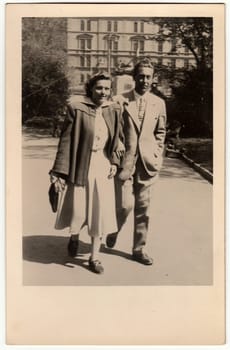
[[106, 232, 118, 248], [89, 258, 104, 274], [132, 251, 153, 265], [67, 236, 79, 257]]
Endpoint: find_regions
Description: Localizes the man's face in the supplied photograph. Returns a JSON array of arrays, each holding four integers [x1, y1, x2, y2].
[[91, 79, 111, 106], [134, 66, 154, 95]]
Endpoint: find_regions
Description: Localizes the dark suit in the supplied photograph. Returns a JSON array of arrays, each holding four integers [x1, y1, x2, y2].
[[114, 90, 167, 252]]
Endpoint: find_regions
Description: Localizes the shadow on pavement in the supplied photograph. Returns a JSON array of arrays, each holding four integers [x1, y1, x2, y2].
[[23, 235, 92, 271], [23, 235, 133, 270], [100, 243, 133, 261]]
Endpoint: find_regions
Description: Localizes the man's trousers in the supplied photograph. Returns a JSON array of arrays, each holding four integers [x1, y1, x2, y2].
[[115, 158, 158, 252]]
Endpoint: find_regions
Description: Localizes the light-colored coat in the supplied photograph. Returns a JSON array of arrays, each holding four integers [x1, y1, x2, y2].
[[114, 90, 167, 180]]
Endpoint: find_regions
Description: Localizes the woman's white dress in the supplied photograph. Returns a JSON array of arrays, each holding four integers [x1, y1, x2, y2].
[[55, 107, 118, 238]]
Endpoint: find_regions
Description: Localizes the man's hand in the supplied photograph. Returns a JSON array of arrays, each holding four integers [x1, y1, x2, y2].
[[108, 165, 117, 179]]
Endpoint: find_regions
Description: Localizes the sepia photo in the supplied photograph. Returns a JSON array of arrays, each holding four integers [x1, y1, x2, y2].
[[6, 3, 225, 345]]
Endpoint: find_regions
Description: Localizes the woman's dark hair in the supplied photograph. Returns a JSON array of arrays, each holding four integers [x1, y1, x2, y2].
[[133, 58, 154, 78], [85, 72, 112, 98]]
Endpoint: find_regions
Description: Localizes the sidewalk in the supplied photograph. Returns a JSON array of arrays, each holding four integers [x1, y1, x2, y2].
[[22, 134, 213, 286]]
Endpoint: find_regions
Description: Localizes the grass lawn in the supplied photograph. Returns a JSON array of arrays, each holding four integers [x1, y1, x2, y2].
[[172, 138, 213, 173]]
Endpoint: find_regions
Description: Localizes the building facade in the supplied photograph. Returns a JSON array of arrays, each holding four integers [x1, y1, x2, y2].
[[67, 18, 196, 94]]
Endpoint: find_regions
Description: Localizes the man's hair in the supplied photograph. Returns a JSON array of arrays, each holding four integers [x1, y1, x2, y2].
[[85, 71, 112, 98], [133, 58, 154, 78]]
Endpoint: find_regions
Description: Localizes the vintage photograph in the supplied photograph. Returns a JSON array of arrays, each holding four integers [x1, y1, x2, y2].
[[22, 16, 213, 286], [6, 3, 225, 346]]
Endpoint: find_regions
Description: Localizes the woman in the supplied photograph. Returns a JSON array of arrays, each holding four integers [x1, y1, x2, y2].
[[49, 72, 123, 274]]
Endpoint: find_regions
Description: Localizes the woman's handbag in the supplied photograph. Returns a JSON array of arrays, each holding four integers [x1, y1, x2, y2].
[[48, 182, 59, 213]]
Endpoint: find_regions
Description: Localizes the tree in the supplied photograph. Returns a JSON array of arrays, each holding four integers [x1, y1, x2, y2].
[[22, 53, 69, 121], [169, 68, 213, 137], [148, 17, 213, 137], [22, 18, 69, 123], [149, 17, 213, 70]]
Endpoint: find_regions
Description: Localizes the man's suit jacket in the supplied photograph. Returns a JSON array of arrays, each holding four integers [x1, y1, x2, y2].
[[113, 89, 167, 180]]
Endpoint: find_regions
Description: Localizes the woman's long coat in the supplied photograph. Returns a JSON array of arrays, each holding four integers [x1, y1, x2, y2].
[[50, 97, 122, 230], [51, 98, 122, 185]]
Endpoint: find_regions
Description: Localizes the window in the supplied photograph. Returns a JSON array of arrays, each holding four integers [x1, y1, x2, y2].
[[158, 57, 162, 66], [80, 39, 85, 50], [140, 22, 144, 33], [113, 56, 118, 67], [184, 46, 189, 55], [133, 40, 143, 52], [79, 38, 92, 50], [87, 38, 91, 50], [80, 56, 91, 67], [133, 41, 138, 52], [111, 56, 118, 67], [184, 59, 189, 69], [80, 74, 85, 83], [114, 21, 118, 32], [171, 38, 177, 52], [134, 22, 138, 33], [171, 58, 176, 68], [176, 59, 184, 68], [80, 56, 84, 67], [87, 20, 91, 31], [109, 40, 112, 50], [108, 21, 112, 32], [139, 40, 144, 51], [158, 40, 163, 53], [114, 41, 118, 51], [80, 20, 85, 31], [164, 59, 171, 67], [108, 40, 118, 50], [86, 55, 91, 67]]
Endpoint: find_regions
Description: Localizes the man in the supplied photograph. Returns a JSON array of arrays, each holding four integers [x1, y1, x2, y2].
[[107, 58, 167, 265]]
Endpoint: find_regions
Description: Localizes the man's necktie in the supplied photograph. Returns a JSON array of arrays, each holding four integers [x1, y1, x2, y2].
[[138, 97, 145, 126]]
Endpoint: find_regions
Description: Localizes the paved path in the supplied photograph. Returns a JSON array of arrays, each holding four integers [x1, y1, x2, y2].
[[22, 134, 213, 286]]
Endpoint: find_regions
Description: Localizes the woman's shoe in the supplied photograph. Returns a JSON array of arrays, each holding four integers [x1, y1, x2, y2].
[[106, 232, 118, 248], [67, 236, 79, 257], [89, 258, 104, 274]]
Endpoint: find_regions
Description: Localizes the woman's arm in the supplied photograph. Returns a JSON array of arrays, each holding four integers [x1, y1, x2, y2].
[[50, 104, 75, 176], [110, 105, 125, 166]]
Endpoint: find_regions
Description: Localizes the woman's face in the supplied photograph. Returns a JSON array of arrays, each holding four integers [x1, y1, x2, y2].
[[91, 79, 111, 106]]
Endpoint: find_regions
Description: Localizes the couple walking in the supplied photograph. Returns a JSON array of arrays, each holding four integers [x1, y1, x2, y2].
[[49, 58, 167, 274]]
